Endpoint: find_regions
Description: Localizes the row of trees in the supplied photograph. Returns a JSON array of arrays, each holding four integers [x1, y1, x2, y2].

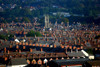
[[0, 34, 14, 40]]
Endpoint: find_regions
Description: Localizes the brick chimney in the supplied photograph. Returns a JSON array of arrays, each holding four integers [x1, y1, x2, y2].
[[61, 45, 64, 48], [39, 44, 42, 47], [23, 46, 26, 49], [16, 42, 18, 45], [4, 48, 6, 53], [56, 57, 58, 60], [36, 44, 39, 46], [84, 40, 87, 44], [33, 44, 35, 46], [47, 44, 49, 47], [78, 39, 80, 44], [54, 45, 56, 48], [23, 43, 25, 45], [10, 45, 12, 48], [29, 43, 31, 46], [43, 44, 46, 47], [38, 38, 39, 42], [16, 45, 19, 49], [19, 42, 21, 45], [26, 42, 28, 45], [43, 32, 44, 35], [5, 57, 8, 61], [75, 39, 77, 45], [19, 49, 21, 53], [30, 48, 32, 52], [65, 48, 67, 53], [8, 50, 10, 54], [69, 46, 72, 49], [41, 48, 43, 51], [60, 40, 61, 43], [81, 46, 83, 50]]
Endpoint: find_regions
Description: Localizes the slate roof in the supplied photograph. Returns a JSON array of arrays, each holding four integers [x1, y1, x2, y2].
[[7, 58, 27, 65], [0, 40, 11, 50], [49, 58, 89, 66], [87, 60, 100, 66], [67, 51, 86, 57], [30, 51, 45, 54]]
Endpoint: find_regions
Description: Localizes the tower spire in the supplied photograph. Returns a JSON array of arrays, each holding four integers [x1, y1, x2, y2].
[[45, 15, 49, 28]]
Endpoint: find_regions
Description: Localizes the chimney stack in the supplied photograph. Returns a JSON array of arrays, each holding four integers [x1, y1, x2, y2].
[[19, 49, 21, 53], [4, 48, 6, 53], [5, 57, 8, 61], [30, 48, 32, 52], [8, 50, 10, 54], [41, 48, 43, 51], [16, 45, 19, 49], [10, 45, 12, 48], [23, 46, 26, 49], [56, 57, 58, 60], [54, 45, 56, 48], [66, 48, 67, 53], [38, 38, 39, 42]]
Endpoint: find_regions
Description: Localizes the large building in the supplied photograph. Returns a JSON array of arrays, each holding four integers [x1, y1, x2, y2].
[[67, 22, 69, 27], [45, 15, 49, 28]]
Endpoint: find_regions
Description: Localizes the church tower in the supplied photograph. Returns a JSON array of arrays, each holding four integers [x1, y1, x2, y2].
[[45, 15, 49, 28], [67, 22, 69, 27]]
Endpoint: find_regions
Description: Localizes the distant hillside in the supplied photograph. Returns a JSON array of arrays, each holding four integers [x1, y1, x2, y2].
[[0, 0, 100, 24]]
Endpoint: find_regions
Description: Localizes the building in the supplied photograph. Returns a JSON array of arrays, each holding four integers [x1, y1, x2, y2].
[[45, 15, 49, 28], [67, 22, 69, 27], [47, 58, 89, 67], [83, 60, 100, 67], [7, 58, 27, 67]]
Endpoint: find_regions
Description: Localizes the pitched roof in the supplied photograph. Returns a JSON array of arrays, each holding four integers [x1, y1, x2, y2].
[[49, 58, 89, 66], [67, 51, 85, 57], [7, 58, 27, 65], [87, 60, 100, 66]]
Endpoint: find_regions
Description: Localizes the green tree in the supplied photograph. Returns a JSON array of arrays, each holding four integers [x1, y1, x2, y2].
[[26, 30, 42, 37], [35, 31, 42, 37], [64, 18, 69, 22], [86, 48, 93, 55], [0, 34, 8, 40], [22, 17, 30, 23], [27, 30, 35, 37]]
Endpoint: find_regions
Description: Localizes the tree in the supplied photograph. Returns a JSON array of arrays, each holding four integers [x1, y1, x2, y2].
[[35, 31, 42, 37], [0, 33, 14, 40], [0, 34, 8, 40], [22, 17, 30, 23], [27, 30, 35, 37], [26, 30, 42, 37], [64, 18, 69, 22]]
